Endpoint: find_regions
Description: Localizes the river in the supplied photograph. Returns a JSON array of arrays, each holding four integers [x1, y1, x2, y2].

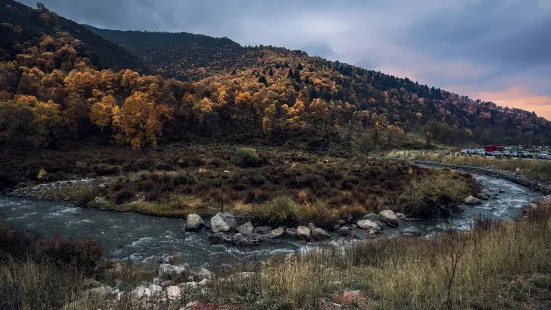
[[0, 174, 541, 268]]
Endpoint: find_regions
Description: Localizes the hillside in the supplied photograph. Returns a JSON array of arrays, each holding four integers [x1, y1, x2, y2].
[[0, 0, 148, 73], [84, 24, 254, 81], [1, 1, 551, 152], [85, 26, 551, 146]]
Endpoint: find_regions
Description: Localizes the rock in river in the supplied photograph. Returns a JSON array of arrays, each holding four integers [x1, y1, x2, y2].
[[211, 213, 232, 233], [238, 221, 254, 236], [270, 227, 285, 238], [378, 210, 399, 226], [297, 226, 311, 240], [363, 213, 380, 221], [357, 219, 380, 231], [464, 196, 482, 205], [285, 228, 297, 238], [185, 214, 203, 231], [311, 228, 330, 240]]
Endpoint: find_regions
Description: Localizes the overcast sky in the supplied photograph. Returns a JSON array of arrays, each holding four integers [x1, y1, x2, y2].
[[20, 0, 551, 120]]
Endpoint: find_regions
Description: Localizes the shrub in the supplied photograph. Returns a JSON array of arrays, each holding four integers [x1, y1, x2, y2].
[[400, 171, 473, 217], [36, 236, 103, 275], [231, 147, 261, 168], [255, 196, 300, 226], [114, 189, 136, 204]]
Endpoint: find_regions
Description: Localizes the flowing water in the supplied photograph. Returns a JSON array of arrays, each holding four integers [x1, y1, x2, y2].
[[0, 173, 541, 268]]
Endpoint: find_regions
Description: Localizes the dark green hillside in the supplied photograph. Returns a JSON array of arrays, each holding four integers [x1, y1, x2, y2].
[[0, 0, 149, 73]]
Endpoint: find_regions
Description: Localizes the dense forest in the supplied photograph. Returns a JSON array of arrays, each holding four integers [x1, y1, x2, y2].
[[1, 0, 551, 152]]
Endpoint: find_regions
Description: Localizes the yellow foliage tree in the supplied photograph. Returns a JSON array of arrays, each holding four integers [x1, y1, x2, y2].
[[113, 92, 173, 150], [262, 103, 277, 135], [90, 95, 116, 137]]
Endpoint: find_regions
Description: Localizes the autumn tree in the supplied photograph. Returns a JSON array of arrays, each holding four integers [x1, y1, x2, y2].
[[262, 103, 277, 135], [113, 92, 173, 150], [90, 95, 116, 138]]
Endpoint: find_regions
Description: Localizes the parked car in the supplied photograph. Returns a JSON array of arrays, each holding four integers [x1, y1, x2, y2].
[[539, 152, 549, 159], [493, 151, 504, 158], [521, 151, 533, 158]]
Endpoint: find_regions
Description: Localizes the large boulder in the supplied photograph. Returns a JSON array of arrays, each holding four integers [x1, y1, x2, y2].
[[308, 223, 317, 231], [185, 214, 204, 231], [222, 213, 237, 229], [158, 264, 186, 278], [357, 219, 380, 231], [297, 226, 311, 240], [270, 227, 285, 238], [464, 196, 482, 205], [379, 210, 399, 226], [238, 222, 254, 236], [211, 213, 232, 233], [311, 228, 330, 240], [363, 213, 380, 221]]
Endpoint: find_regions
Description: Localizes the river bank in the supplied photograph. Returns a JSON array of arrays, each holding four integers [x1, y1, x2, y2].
[[2, 200, 550, 310]]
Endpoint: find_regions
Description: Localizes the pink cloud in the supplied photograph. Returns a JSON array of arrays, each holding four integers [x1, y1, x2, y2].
[[470, 86, 551, 121]]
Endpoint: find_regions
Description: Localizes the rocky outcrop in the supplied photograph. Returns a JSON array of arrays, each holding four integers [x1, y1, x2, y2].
[[379, 210, 399, 226], [185, 214, 203, 231], [237, 221, 254, 236], [297, 226, 311, 240]]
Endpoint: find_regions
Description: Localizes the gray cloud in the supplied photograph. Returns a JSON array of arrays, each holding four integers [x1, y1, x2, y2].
[[18, 0, 551, 118]]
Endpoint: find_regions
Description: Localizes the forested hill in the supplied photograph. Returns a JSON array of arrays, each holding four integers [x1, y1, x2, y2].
[[84, 25, 253, 81], [1, 1, 550, 151], [85, 25, 551, 146], [0, 0, 149, 73]]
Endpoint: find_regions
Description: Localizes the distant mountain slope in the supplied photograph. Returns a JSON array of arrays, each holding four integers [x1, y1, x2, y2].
[[1, 0, 149, 73], [84, 25, 551, 145], [84, 25, 254, 81]]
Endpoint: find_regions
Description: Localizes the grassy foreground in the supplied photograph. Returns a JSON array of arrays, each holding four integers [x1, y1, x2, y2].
[[1, 202, 550, 309], [388, 150, 551, 184]]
